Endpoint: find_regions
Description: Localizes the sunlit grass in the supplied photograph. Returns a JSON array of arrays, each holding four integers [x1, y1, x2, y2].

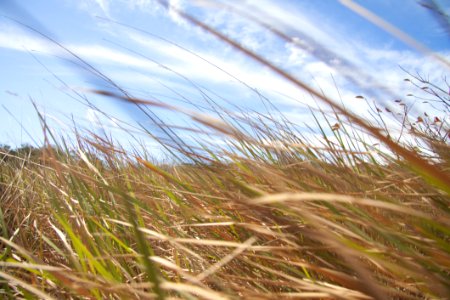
[[1, 81, 448, 298], [1, 2, 449, 299]]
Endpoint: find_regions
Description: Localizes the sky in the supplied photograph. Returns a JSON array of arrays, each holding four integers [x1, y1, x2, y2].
[[0, 0, 449, 154]]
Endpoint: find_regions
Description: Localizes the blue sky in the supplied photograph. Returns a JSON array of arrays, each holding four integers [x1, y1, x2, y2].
[[0, 0, 449, 152]]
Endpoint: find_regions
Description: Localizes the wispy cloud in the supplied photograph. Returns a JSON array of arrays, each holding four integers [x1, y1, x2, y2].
[[74, 0, 112, 18], [0, 23, 54, 53], [1, 1, 447, 124]]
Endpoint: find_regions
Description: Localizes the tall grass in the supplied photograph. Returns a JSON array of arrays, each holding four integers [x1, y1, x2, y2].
[[1, 1, 449, 299]]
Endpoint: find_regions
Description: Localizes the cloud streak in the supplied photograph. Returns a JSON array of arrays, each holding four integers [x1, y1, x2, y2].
[[1, 0, 448, 136]]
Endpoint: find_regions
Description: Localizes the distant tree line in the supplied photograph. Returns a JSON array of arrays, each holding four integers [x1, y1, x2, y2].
[[0, 144, 43, 162]]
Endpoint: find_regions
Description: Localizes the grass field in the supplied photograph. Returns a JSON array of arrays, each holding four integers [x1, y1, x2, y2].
[[1, 1, 449, 299]]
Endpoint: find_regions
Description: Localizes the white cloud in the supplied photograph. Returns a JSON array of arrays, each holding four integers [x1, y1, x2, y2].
[[120, 0, 160, 13], [71, 44, 162, 72], [202, 9, 272, 52], [167, 0, 186, 25], [0, 23, 56, 53], [285, 38, 308, 66], [86, 108, 101, 124], [86, 107, 121, 129], [2, 1, 447, 132], [74, 0, 111, 17], [115, 0, 189, 26], [95, 0, 110, 16], [0, 26, 167, 75]]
